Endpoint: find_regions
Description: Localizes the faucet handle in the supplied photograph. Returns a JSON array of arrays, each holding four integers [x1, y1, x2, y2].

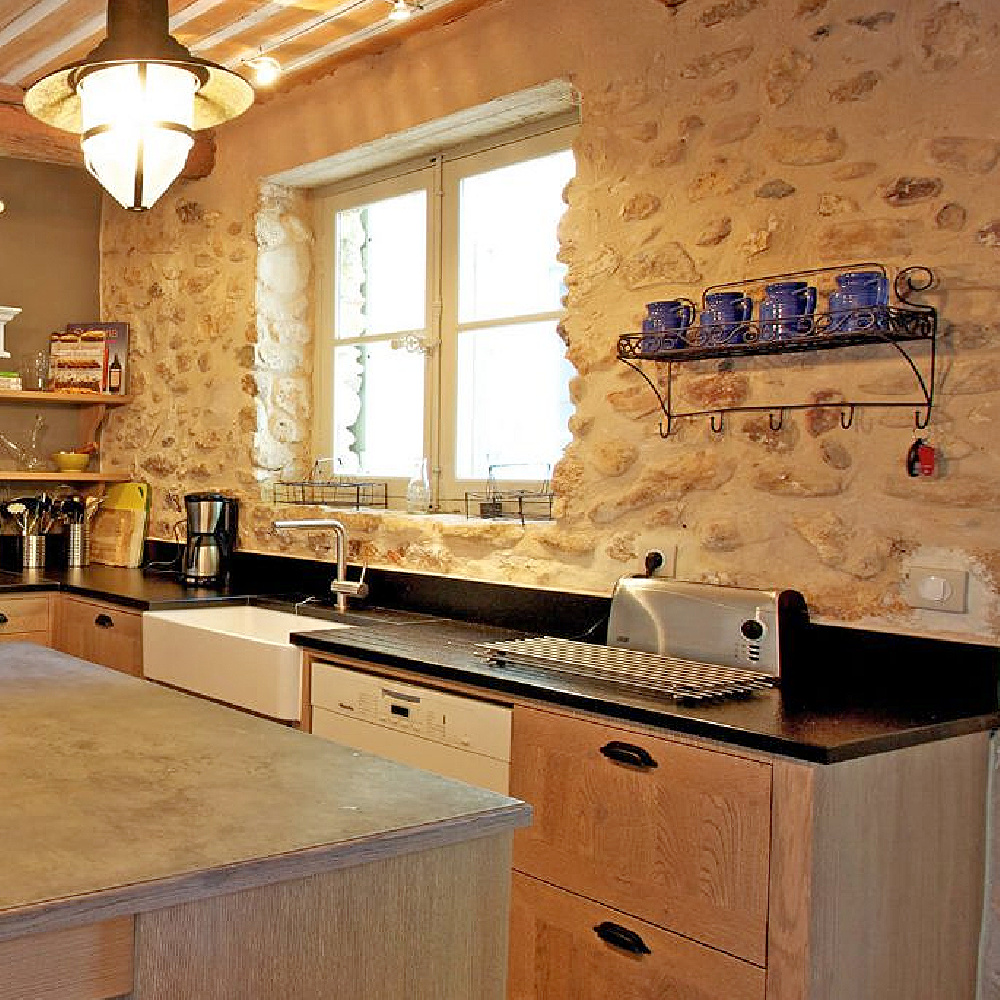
[[329, 563, 369, 601]]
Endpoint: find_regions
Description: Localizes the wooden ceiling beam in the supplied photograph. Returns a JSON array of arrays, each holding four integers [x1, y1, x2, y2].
[[0, 84, 81, 166]]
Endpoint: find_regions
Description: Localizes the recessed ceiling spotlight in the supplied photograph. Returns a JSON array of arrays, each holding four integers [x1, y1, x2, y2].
[[246, 54, 282, 87], [388, 0, 422, 22]]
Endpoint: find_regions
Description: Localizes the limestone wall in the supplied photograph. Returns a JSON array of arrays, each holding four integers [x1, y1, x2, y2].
[[101, 0, 1000, 640]]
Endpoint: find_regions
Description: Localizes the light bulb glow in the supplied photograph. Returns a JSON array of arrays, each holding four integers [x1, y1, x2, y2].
[[388, 0, 413, 21], [79, 62, 197, 210], [247, 55, 281, 87]]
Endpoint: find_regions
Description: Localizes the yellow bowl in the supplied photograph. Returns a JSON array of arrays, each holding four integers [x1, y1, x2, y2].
[[53, 451, 90, 473]]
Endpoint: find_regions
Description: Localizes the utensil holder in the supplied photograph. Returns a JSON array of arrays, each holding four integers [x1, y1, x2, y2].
[[22, 534, 45, 569], [68, 523, 89, 567]]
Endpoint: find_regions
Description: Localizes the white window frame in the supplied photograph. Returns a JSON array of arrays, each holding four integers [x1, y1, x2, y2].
[[312, 115, 577, 512]]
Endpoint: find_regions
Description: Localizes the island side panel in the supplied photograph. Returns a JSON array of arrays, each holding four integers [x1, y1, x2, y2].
[[770, 731, 989, 1000], [0, 916, 134, 1000], [133, 834, 512, 1000]]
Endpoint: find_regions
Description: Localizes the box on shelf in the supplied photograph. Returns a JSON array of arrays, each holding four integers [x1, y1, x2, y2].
[[49, 322, 129, 394], [0, 371, 22, 391]]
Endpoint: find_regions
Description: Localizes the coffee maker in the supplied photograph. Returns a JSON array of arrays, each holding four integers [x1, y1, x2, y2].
[[181, 493, 238, 586]]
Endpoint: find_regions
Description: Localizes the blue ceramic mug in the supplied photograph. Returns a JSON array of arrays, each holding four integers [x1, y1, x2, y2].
[[760, 282, 817, 340], [829, 271, 889, 332], [643, 298, 696, 352], [699, 290, 753, 346], [835, 270, 889, 306]]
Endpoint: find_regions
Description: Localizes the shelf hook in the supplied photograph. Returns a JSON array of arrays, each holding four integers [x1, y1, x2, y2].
[[710, 412, 725, 434], [915, 404, 931, 430], [659, 414, 673, 439], [840, 406, 855, 430], [768, 409, 784, 432]]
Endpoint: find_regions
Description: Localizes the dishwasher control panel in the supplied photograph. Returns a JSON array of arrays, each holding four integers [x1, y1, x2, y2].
[[311, 660, 511, 762]]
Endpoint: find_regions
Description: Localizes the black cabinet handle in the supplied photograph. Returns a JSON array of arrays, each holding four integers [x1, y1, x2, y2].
[[0, 612, 7, 625], [594, 921, 651, 956], [599, 740, 658, 769], [95, 614, 114, 628]]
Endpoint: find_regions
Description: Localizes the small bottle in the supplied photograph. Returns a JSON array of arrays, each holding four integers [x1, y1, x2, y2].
[[108, 355, 123, 393], [406, 458, 431, 513]]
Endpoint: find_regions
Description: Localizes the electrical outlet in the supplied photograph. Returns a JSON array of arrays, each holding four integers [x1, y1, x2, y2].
[[643, 547, 677, 578], [902, 566, 968, 613]]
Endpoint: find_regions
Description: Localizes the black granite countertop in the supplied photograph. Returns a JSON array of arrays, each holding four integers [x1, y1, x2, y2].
[[2, 564, 997, 765], [288, 612, 1000, 765]]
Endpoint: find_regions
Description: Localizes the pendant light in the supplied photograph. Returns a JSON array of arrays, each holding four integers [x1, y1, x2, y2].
[[23, 0, 254, 212]]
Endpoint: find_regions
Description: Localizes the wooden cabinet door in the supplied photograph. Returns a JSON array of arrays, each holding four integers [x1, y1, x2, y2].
[[509, 872, 765, 1000], [0, 594, 50, 644], [54, 595, 143, 676], [510, 704, 771, 964]]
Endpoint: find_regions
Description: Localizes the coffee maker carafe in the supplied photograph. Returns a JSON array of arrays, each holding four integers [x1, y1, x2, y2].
[[182, 493, 238, 586]]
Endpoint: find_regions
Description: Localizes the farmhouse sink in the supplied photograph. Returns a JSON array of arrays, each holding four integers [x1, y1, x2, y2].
[[142, 606, 351, 722]]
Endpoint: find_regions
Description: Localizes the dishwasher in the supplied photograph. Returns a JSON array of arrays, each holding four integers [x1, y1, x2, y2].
[[310, 660, 512, 794]]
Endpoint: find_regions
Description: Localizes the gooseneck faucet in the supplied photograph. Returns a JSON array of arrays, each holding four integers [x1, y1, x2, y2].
[[272, 518, 368, 613]]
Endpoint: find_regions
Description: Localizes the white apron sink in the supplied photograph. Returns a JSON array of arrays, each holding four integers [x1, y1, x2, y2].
[[142, 606, 350, 722]]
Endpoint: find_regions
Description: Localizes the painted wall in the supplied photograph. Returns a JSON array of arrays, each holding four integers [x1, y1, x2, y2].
[[100, 0, 1000, 642], [0, 157, 101, 464]]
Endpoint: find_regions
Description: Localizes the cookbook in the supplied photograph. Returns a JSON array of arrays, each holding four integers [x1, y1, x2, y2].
[[49, 322, 129, 394]]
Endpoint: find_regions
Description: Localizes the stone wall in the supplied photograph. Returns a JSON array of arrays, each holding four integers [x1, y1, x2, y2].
[[101, 0, 1000, 640]]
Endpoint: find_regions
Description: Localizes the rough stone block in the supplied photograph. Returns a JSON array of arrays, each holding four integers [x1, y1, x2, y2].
[[767, 126, 847, 165]]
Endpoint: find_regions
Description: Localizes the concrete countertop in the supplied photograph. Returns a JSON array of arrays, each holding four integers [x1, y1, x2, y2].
[[0, 643, 528, 941]]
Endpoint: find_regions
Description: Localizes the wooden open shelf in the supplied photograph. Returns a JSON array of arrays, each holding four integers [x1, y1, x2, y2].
[[0, 471, 132, 483], [0, 390, 131, 406]]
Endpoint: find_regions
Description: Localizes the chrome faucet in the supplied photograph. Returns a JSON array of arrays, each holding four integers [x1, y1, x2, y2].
[[272, 518, 368, 613]]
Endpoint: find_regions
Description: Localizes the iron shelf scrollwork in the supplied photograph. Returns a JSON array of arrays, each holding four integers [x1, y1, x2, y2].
[[616, 264, 937, 438]]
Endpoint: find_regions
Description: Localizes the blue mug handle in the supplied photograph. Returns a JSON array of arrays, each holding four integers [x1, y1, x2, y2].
[[876, 275, 889, 306], [804, 286, 817, 316], [679, 298, 696, 328], [735, 295, 752, 322]]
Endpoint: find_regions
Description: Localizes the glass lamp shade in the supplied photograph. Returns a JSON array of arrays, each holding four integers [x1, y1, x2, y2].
[[78, 62, 198, 210]]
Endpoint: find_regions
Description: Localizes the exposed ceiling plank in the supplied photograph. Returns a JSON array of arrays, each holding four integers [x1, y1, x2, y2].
[[0, 0, 40, 31], [0, 11, 103, 85], [277, 0, 454, 75], [0, 102, 81, 166], [0, 0, 73, 50]]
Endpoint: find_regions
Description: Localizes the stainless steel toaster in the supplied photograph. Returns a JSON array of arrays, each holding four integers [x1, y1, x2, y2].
[[606, 577, 808, 677]]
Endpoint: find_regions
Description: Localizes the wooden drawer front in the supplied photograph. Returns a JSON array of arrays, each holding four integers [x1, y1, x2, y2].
[[509, 872, 765, 1000], [55, 596, 143, 677], [0, 595, 49, 636], [510, 705, 771, 964], [0, 916, 134, 1000]]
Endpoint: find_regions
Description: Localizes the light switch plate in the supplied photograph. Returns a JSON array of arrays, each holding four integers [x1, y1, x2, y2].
[[902, 566, 968, 613]]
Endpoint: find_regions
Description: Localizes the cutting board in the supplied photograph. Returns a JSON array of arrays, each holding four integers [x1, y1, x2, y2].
[[90, 482, 149, 568]]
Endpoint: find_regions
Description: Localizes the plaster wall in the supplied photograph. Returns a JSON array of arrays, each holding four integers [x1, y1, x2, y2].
[[0, 157, 101, 462], [101, 0, 1000, 641]]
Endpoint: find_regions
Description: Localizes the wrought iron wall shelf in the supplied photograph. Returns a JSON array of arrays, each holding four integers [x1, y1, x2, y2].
[[616, 264, 937, 437]]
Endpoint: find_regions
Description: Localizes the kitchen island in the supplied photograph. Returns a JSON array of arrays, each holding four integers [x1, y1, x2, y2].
[[0, 642, 529, 1000]]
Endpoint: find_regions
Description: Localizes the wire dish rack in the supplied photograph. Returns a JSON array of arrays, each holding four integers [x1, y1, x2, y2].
[[464, 464, 555, 524], [477, 636, 779, 705], [271, 460, 388, 510]]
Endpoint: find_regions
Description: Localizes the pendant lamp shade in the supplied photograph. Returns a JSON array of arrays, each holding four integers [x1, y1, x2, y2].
[[24, 0, 254, 211]]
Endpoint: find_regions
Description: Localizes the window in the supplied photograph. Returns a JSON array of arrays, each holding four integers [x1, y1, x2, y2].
[[313, 119, 576, 511]]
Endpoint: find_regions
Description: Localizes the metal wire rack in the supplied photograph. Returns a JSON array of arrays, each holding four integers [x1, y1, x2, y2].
[[465, 464, 555, 524], [272, 460, 388, 510]]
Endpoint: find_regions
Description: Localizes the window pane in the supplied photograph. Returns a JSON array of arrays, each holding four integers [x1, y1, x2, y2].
[[455, 322, 573, 480], [458, 149, 574, 324], [335, 190, 426, 338], [332, 341, 424, 477]]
